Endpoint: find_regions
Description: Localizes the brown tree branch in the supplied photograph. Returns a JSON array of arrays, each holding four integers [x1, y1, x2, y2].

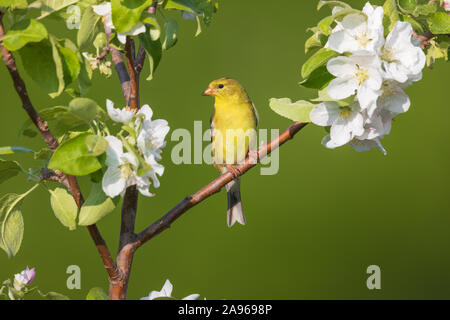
[[124, 37, 139, 110], [0, 11, 119, 282], [110, 48, 131, 104], [135, 122, 309, 246], [107, 36, 140, 300]]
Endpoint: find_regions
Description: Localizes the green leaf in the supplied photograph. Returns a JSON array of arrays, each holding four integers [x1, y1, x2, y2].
[[79, 183, 116, 226], [162, 18, 179, 51], [301, 48, 339, 79], [426, 39, 449, 66], [49, 187, 78, 230], [93, 32, 107, 51], [59, 46, 81, 86], [37, 289, 70, 300], [111, 0, 152, 33], [311, 87, 352, 106], [427, 12, 450, 34], [78, 55, 93, 95], [317, 8, 363, 36], [383, 0, 400, 33], [299, 65, 334, 89], [139, 29, 162, 80], [34, 148, 53, 161], [413, 4, 436, 17], [37, 0, 79, 20], [48, 132, 103, 176], [304, 29, 323, 54], [164, 0, 199, 14], [402, 15, 424, 33], [0, 0, 27, 9], [68, 98, 102, 123], [77, 6, 100, 49], [0, 159, 21, 184], [269, 98, 316, 122], [0, 209, 24, 259], [85, 135, 108, 156], [2, 19, 48, 51], [141, 12, 161, 40], [86, 287, 108, 300], [19, 37, 65, 98], [19, 106, 68, 137], [317, 0, 351, 10], [0, 184, 39, 258], [398, 0, 416, 14], [0, 146, 33, 155]]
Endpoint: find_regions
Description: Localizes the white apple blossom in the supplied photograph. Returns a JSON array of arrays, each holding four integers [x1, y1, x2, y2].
[[326, 2, 384, 54], [376, 80, 411, 116], [140, 279, 200, 300], [136, 105, 170, 162], [92, 2, 146, 44], [381, 21, 426, 83], [13, 266, 35, 290], [106, 99, 135, 124], [326, 53, 383, 110], [308, 2, 426, 154], [310, 101, 364, 148], [102, 136, 154, 198]]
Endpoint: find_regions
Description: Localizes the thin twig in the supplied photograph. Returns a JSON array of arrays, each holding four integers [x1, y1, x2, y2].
[[0, 10, 119, 282], [96, 46, 110, 62]]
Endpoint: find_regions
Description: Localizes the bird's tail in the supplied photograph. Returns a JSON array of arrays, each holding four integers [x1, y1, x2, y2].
[[225, 178, 246, 227]]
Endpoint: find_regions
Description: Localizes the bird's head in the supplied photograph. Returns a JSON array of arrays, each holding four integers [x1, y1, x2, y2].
[[202, 78, 249, 103]]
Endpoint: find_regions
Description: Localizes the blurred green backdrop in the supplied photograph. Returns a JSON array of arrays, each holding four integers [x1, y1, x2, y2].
[[1, 0, 450, 300]]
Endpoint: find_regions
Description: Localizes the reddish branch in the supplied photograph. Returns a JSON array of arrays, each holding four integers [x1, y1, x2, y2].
[[124, 38, 139, 110], [108, 36, 140, 300], [0, 11, 119, 282]]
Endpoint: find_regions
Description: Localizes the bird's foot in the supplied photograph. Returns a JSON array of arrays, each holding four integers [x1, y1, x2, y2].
[[226, 164, 241, 179], [247, 150, 259, 164]]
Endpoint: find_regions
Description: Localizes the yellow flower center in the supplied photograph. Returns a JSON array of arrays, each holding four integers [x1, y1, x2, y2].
[[356, 67, 369, 85], [382, 48, 395, 62], [355, 33, 370, 48], [120, 164, 135, 179], [339, 108, 351, 120]]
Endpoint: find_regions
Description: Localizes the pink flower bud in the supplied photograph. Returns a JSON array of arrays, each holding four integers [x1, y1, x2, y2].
[[443, 0, 450, 12], [14, 266, 36, 286]]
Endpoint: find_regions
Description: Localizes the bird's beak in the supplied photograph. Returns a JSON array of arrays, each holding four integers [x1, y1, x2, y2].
[[202, 87, 215, 96]]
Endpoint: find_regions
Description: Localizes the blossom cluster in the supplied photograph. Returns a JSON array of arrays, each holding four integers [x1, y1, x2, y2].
[[310, 2, 426, 154], [102, 100, 169, 198]]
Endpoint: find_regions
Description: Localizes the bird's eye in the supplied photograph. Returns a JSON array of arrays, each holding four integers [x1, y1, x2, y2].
[[218, 84, 224, 89]]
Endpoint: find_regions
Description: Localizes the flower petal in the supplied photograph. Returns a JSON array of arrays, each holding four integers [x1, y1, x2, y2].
[[105, 136, 124, 167], [102, 166, 126, 198], [327, 56, 358, 77], [327, 77, 358, 100], [310, 102, 340, 126]]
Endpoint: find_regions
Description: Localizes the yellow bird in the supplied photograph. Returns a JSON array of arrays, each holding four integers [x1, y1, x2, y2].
[[202, 78, 258, 227]]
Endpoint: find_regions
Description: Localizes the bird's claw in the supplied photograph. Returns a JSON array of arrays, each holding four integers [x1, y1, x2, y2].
[[226, 165, 241, 179]]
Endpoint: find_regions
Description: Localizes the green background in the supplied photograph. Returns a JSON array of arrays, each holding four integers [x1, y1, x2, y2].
[[1, 0, 449, 300]]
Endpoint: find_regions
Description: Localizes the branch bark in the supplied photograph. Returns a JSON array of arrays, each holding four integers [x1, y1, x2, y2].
[[108, 36, 140, 300], [125, 37, 139, 110], [0, 11, 119, 282]]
